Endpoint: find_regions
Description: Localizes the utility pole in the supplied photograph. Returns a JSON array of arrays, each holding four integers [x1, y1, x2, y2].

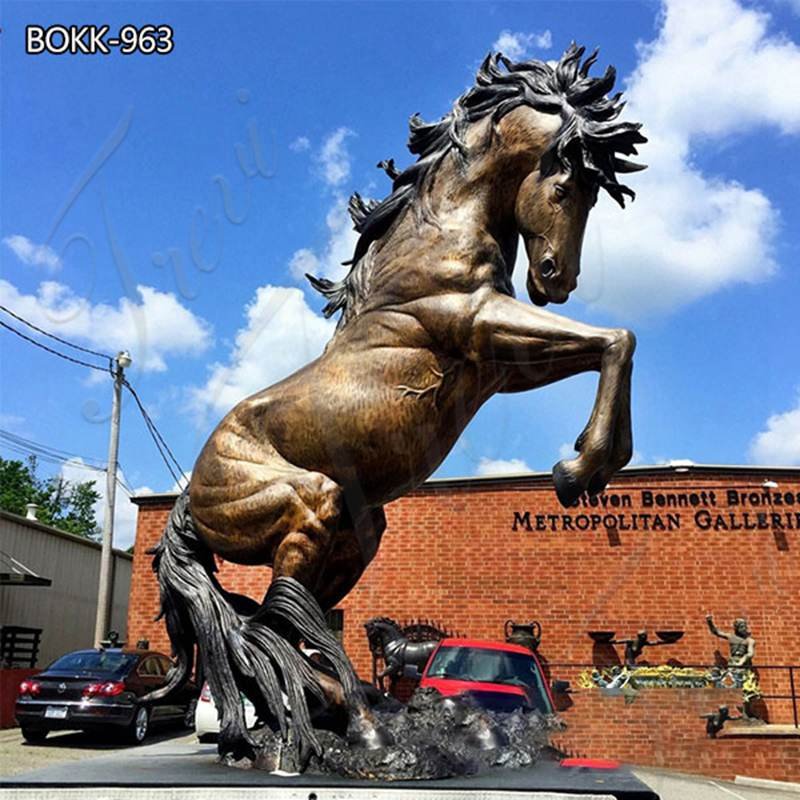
[[93, 350, 132, 648]]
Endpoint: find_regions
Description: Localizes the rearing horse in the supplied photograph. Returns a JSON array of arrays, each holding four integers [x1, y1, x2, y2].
[[148, 44, 645, 764]]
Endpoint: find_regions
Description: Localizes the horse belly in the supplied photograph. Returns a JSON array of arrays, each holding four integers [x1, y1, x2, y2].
[[188, 426, 311, 564], [262, 355, 487, 503]]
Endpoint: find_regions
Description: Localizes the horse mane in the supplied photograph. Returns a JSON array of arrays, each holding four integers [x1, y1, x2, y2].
[[307, 42, 646, 327], [365, 615, 401, 632]]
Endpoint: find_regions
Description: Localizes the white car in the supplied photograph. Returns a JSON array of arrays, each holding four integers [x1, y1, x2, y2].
[[194, 681, 258, 743]]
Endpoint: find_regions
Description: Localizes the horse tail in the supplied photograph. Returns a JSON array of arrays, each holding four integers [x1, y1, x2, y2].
[[141, 492, 198, 702], [141, 491, 355, 761]]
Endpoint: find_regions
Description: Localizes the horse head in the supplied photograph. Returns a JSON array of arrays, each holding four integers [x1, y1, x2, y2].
[[488, 45, 647, 306], [515, 157, 597, 306], [364, 616, 402, 646], [307, 43, 646, 321]]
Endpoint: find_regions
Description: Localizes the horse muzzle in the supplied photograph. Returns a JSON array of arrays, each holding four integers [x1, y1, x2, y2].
[[527, 270, 570, 306]]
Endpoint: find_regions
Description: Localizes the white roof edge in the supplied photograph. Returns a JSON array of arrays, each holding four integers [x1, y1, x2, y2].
[[426, 462, 800, 483], [132, 462, 800, 502]]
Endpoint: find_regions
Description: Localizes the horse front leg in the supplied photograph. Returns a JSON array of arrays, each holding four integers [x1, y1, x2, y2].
[[470, 293, 635, 506], [584, 360, 633, 495]]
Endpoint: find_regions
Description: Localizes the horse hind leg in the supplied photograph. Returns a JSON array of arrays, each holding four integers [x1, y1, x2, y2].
[[310, 506, 386, 612], [178, 468, 335, 761], [206, 469, 387, 759], [261, 502, 391, 751]]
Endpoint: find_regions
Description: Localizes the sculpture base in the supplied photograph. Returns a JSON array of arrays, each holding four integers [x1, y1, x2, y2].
[[228, 688, 556, 780], [0, 740, 658, 799]]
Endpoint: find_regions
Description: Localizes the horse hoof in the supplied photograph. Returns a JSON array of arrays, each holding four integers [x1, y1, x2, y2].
[[348, 718, 394, 750], [552, 460, 585, 507], [218, 725, 256, 762]]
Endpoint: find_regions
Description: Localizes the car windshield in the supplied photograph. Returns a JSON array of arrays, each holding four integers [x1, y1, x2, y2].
[[47, 650, 137, 676], [426, 645, 552, 712]]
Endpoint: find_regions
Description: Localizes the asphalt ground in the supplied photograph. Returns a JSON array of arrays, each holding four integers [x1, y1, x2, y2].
[[0, 729, 795, 799], [0, 726, 195, 777], [633, 768, 795, 800]]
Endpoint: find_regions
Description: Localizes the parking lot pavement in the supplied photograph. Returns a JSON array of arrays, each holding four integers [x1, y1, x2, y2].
[[634, 767, 795, 800], [0, 727, 196, 778], [2, 732, 793, 799]]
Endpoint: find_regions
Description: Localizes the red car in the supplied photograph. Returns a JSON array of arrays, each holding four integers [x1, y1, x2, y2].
[[419, 638, 556, 714]]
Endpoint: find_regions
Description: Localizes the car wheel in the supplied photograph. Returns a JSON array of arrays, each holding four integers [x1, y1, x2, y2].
[[125, 706, 150, 745], [20, 726, 49, 743], [184, 698, 198, 729]]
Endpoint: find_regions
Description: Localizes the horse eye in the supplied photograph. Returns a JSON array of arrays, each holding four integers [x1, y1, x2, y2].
[[553, 184, 569, 201]]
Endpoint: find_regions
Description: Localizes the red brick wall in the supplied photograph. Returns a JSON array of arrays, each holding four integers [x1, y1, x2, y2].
[[128, 467, 800, 781]]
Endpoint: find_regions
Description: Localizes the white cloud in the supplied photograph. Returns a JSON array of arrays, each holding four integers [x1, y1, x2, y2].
[[290, 136, 311, 152], [0, 413, 25, 431], [193, 141, 360, 425], [59, 458, 152, 551], [558, 442, 575, 461], [3, 234, 62, 272], [169, 471, 192, 494], [749, 397, 800, 465], [316, 127, 355, 187], [190, 285, 335, 421], [476, 456, 532, 476], [0, 279, 212, 372], [628, 0, 800, 138], [493, 29, 552, 60], [513, 0, 800, 319], [288, 248, 320, 282], [289, 195, 358, 284]]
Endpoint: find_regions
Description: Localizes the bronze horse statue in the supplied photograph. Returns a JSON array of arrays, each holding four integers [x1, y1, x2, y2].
[[365, 617, 442, 691], [146, 44, 645, 765]]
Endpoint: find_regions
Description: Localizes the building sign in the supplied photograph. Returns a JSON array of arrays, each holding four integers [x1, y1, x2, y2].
[[512, 488, 800, 533]]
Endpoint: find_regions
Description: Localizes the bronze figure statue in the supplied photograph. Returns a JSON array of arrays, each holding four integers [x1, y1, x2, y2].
[[146, 44, 646, 769], [706, 614, 755, 667]]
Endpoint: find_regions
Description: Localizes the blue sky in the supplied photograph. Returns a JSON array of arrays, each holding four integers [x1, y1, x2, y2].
[[2, 0, 800, 546]]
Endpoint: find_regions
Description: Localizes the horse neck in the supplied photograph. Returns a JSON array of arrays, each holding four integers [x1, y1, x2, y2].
[[377, 141, 534, 276], [336, 117, 550, 329], [376, 621, 401, 643]]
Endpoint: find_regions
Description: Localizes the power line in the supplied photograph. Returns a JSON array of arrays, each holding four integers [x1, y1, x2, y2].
[[1, 306, 187, 490], [0, 429, 107, 468], [0, 444, 134, 495], [0, 318, 111, 373], [0, 440, 98, 471], [0, 429, 136, 495], [0, 304, 113, 363], [122, 379, 187, 490], [0, 439, 102, 471]]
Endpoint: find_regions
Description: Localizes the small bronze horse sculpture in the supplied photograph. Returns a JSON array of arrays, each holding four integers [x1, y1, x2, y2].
[[365, 617, 442, 691], [146, 44, 645, 764]]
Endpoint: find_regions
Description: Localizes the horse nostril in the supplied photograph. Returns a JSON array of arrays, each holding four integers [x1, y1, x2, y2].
[[540, 258, 556, 279]]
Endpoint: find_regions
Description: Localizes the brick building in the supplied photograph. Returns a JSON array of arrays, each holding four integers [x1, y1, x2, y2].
[[129, 463, 800, 782]]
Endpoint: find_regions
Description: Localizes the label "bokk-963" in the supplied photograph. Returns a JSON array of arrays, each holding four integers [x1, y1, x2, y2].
[[26, 24, 174, 55]]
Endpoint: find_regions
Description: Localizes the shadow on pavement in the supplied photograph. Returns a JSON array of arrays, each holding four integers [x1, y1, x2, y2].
[[21, 726, 195, 751]]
